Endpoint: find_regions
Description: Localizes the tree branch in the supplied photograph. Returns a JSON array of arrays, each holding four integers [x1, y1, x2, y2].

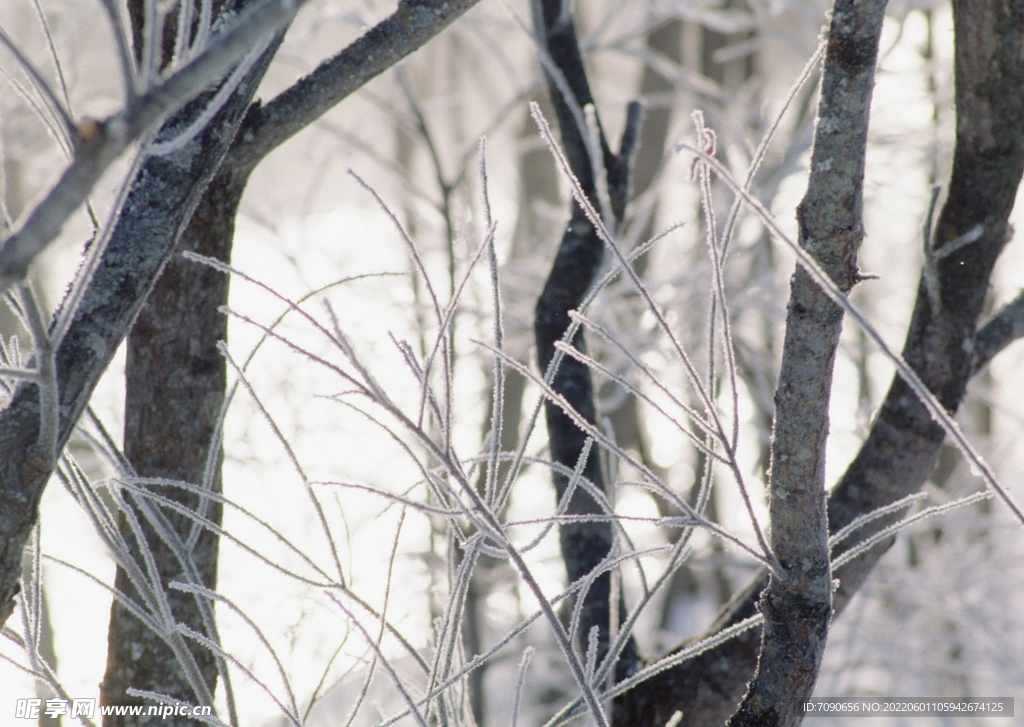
[[0, 31, 283, 634], [0, 0, 487, 637], [728, 2, 887, 726], [0, 0, 307, 293], [531, 0, 640, 683], [225, 0, 486, 175], [615, 0, 1024, 724], [973, 289, 1024, 373], [100, 123, 245, 727]]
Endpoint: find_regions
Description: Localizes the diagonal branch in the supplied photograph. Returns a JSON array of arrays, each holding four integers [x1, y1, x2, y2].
[[972, 289, 1024, 373], [0, 0, 488, 639], [0, 26, 285, 636], [0, 0, 308, 293], [225, 0, 487, 175]]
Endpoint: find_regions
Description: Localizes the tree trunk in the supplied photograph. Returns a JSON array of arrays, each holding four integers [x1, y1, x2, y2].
[[100, 169, 245, 724], [614, 1, 1024, 722]]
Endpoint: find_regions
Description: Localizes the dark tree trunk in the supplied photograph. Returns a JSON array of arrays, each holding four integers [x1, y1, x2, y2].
[[0, 0, 484, 639], [100, 3, 249, 720], [100, 169, 245, 724], [532, 0, 639, 682], [613, 0, 1024, 723]]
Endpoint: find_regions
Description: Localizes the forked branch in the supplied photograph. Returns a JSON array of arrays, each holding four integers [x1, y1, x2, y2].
[[615, 0, 1024, 724]]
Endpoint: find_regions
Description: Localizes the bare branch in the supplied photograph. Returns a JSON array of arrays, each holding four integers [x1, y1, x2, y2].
[[97, 0, 139, 103], [0, 0, 307, 292], [0, 0, 488, 638], [617, 1, 1024, 723], [727, 2, 888, 726], [531, 0, 645, 684], [17, 284, 57, 464], [973, 289, 1024, 373], [0, 19, 284, 635], [0, 23, 77, 143], [226, 0, 487, 174]]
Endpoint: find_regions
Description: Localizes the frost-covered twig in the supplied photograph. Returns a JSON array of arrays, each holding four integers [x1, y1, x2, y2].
[[0, 0, 305, 291]]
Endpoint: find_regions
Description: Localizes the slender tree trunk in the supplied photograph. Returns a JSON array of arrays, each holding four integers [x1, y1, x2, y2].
[[614, 0, 1024, 722], [99, 3, 250, 720], [532, 0, 641, 682], [100, 170, 245, 724]]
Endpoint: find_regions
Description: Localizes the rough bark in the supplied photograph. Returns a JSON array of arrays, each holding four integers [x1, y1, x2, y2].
[[0, 0, 306, 291], [613, 1, 1024, 724], [0, 39, 276, 635], [99, 4, 237, 719], [100, 1, 493, 714], [728, 2, 887, 726], [100, 171, 244, 723], [826, 0, 1024, 594]]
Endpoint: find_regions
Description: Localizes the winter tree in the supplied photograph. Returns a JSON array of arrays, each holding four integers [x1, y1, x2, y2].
[[0, 0, 1022, 726]]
